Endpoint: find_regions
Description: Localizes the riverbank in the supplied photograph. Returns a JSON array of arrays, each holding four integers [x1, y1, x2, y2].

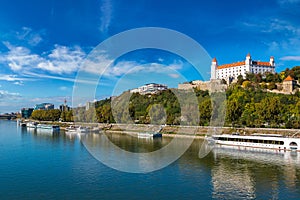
[[16, 119, 300, 137], [106, 123, 300, 137]]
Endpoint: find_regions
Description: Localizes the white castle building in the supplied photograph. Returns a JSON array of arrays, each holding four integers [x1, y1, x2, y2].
[[211, 53, 275, 81], [130, 83, 168, 95]]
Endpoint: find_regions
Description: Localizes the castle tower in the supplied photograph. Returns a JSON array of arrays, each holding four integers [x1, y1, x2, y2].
[[282, 75, 296, 94], [245, 53, 252, 65], [270, 56, 275, 67], [211, 57, 217, 80]]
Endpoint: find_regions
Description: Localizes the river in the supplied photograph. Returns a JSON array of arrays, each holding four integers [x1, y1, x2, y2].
[[0, 120, 299, 199]]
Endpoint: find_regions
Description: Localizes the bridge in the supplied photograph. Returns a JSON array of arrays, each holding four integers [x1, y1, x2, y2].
[[0, 114, 17, 120]]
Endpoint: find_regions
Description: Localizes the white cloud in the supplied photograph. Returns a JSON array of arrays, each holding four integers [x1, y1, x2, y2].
[[240, 17, 300, 56], [280, 56, 300, 61], [1, 43, 86, 74], [168, 73, 180, 78], [81, 51, 184, 78], [0, 90, 21, 100], [158, 58, 164, 62], [28, 34, 43, 46], [241, 18, 299, 34], [0, 32, 184, 84], [13, 81, 24, 86], [263, 19, 298, 34], [28, 96, 72, 105], [102, 61, 183, 77], [0, 74, 31, 82], [2, 42, 42, 71], [100, 0, 113, 33], [37, 45, 86, 74], [59, 86, 68, 91], [15, 27, 44, 46]]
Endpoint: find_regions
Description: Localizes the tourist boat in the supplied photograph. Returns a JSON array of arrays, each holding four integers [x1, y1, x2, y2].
[[36, 124, 60, 132], [65, 125, 78, 134], [211, 133, 300, 151], [65, 125, 87, 134], [137, 132, 162, 138], [17, 119, 27, 127], [77, 126, 88, 134], [26, 122, 37, 129], [88, 126, 101, 133]]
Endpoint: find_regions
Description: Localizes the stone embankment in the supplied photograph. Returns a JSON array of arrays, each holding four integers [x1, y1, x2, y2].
[[18, 119, 300, 137], [105, 124, 300, 137]]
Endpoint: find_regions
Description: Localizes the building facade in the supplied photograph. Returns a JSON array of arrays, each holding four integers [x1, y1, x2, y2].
[[282, 75, 297, 94], [130, 83, 168, 95], [178, 79, 227, 92], [178, 80, 210, 90], [86, 101, 95, 111], [21, 108, 34, 119], [211, 53, 275, 81], [59, 99, 70, 112], [34, 103, 54, 110]]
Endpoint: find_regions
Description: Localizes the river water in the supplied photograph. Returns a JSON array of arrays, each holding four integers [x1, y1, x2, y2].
[[0, 120, 300, 199]]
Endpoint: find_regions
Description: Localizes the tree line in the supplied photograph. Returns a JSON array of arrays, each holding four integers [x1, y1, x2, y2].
[[30, 66, 300, 129], [31, 109, 73, 122]]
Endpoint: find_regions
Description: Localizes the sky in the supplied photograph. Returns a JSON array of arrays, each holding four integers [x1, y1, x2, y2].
[[1, 0, 300, 113]]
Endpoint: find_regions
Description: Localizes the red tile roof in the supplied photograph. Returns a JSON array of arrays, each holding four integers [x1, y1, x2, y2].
[[284, 75, 294, 81], [217, 61, 245, 69], [255, 61, 271, 66]]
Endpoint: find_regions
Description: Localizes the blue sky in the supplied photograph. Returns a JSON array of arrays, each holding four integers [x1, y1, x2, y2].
[[1, 0, 300, 113]]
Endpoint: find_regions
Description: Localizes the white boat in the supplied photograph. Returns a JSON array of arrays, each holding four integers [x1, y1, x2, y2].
[[17, 119, 26, 127], [65, 125, 78, 134], [26, 122, 37, 129], [37, 124, 60, 132], [65, 125, 87, 134], [77, 126, 88, 134], [137, 132, 162, 139], [212, 133, 300, 151], [88, 127, 101, 133]]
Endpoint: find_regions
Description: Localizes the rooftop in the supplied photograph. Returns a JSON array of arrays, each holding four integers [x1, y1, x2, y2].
[[284, 75, 294, 81], [217, 61, 245, 69]]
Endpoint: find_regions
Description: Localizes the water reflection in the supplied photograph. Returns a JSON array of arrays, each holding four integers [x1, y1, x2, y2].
[[80, 131, 169, 157], [212, 145, 300, 167], [211, 145, 300, 199], [81, 131, 195, 173], [104, 132, 167, 153], [20, 126, 61, 143], [16, 126, 300, 199]]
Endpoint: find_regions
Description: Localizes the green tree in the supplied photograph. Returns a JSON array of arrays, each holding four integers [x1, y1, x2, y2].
[[257, 96, 282, 126], [267, 82, 276, 90], [237, 75, 244, 85], [226, 99, 243, 127], [199, 98, 212, 126], [242, 80, 251, 88]]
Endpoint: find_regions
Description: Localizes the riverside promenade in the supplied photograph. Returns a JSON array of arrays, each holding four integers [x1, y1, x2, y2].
[[17, 119, 300, 137]]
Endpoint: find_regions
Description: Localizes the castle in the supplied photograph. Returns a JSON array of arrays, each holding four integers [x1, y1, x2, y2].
[[178, 53, 298, 94], [211, 53, 275, 81]]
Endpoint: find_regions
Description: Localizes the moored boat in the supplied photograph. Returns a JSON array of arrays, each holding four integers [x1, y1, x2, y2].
[[137, 132, 162, 138], [212, 133, 300, 151], [26, 122, 37, 129], [17, 119, 27, 127], [65, 125, 87, 134], [37, 124, 60, 132]]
